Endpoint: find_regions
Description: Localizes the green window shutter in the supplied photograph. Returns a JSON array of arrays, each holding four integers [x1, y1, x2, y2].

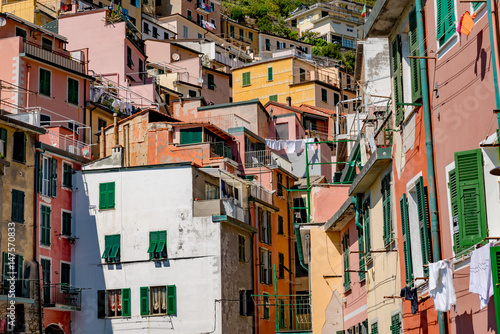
[[180, 128, 202, 145], [382, 175, 393, 246], [3, 253, 9, 287], [268, 251, 272, 284], [97, 290, 106, 318], [37, 154, 42, 193], [148, 231, 158, 256], [68, 78, 79, 105], [242, 72, 250, 86], [259, 248, 264, 283], [99, 183, 107, 209], [267, 211, 272, 245], [62, 212, 71, 236], [122, 288, 131, 316], [390, 314, 401, 334], [102, 235, 112, 259], [269, 95, 278, 102], [358, 227, 365, 280], [167, 285, 176, 315], [371, 322, 378, 334], [455, 149, 487, 249], [0, 128, 6, 158], [109, 234, 120, 261], [268, 67, 273, 81], [140, 286, 149, 315], [51, 158, 57, 197], [408, 8, 422, 102], [63, 164, 72, 188], [40, 69, 51, 96], [258, 208, 264, 243], [448, 169, 460, 252], [416, 176, 431, 275], [107, 182, 115, 209], [11, 189, 24, 223], [490, 246, 500, 330], [472, 2, 482, 11], [156, 231, 166, 254], [17, 255, 23, 279], [239, 235, 245, 262], [41, 206, 51, 246], [391, 35, 404, 126], [400, 194, 413, 286], [363, 200, 371, 261], [437, 0, 456, 46], [343, 233, 350, 290]]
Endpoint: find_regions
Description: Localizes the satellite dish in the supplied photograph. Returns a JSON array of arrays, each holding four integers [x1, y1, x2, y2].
[[172, 53, 180, 61], [0, 18, 6, 27], [197, 77, 204, 84]]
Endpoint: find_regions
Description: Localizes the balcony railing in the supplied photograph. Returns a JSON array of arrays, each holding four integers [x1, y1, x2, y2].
[[188, 114, 251, 132], [194, 198, 247, 223], [22, 42, 85, 74], [0, 278, 36, 299], [222, 198, 245, 222], [214, 53, 244, 68], [245, 150, 292, 173], [250, 183, 273, 204], [293, 70, 340, 87], [210, 142, 233, 160], [40, 129, 92, 159], [43, 284, 82, 311], [197, 1, 212, 12], [276, 295, 312, 333]]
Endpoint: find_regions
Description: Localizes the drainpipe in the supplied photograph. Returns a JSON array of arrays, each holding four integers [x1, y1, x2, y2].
[[486, 0, 500, 141], [34, 149, 44, 334], [354, 195, 362, 230], [415, 1, 445, 333]]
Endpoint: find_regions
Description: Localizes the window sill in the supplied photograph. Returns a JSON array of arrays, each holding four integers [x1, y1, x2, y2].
[[99, 207, 116, 211], [11, 220, 24, 224], [141, 313, 173, 317], [11, 160, 26, 165], [242, 84, 251, 87], [436, 33, 458, 59], [61, 186, 73, 191]]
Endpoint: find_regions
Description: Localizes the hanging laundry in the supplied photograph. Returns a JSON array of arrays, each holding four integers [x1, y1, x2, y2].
[[457, 11, 477, 36], [277, 140, 284, 150], [400, 286, 418, 314], [265, 139, 271, 148], [119, 101, 126, 114], [428, 260, 456, 312], [469, 243, 494, 309], [295, 140, 304, 153], [286, 140, 295, 154], [305, 138, 315, 151], [111, 99, 121, 110]]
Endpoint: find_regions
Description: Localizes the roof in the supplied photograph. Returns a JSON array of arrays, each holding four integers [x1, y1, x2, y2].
[[103, 108, 181, 132], [1, 13, 67, 41], [144, 39, 204, 55], [0, 114, 46, 134], [163, 121, 235, 141], [42, 19, 58, 34], [232, 55, 308, 70], [221, 15, 259, 32], [197, 98, 263, 111], [363, 0, 413, 38], [298, 104, 336, 116]]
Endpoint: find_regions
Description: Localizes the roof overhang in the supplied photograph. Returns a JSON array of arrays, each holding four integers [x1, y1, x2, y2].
[[363, 0, 413, 38], [324, 196, 355, 232], [349, 147, 392, 195]]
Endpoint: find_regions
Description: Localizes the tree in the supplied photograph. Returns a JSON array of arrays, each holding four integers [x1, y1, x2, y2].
[[343, 50, 356, 73]]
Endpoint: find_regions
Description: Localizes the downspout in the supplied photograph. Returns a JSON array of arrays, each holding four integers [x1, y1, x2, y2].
[[415, 1, 445, 333], [34, 149, 44, 334], [486, 0, 500, 158], [83, 79, 87, 143], [355, 195, 362, 230]]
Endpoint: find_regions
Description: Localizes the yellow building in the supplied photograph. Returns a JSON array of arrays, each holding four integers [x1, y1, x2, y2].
[[0, 0, 54, 26], [0, 115, 45, 331], [221, 16, 260, 58], [232, 56, 355, 109]]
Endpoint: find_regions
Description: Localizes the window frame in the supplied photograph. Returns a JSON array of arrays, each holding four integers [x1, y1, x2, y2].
[[40, 205, 51, 247], [12, 132, 26, 164], [61, 210, 72, 237], [62, 162, 73, 189], [39, 68, 52, 97], [148, 230, 167, 259], [99, 182, 116, 210], [11, 189, 25, 224], [67, 77, 79, 106]]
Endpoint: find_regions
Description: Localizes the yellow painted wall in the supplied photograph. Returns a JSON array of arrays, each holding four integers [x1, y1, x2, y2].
[[310, 226, 344, 333], [365, 167, 403, 332], [0, 0, 36, 23], [86, 105, 121, 159]]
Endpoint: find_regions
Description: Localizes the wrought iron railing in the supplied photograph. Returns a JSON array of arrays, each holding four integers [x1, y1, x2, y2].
[[43, 284, 81, 310], [276, 295, 312, 332], [245, 150, 271, 168], [23, 42, 85, 74], [210, 142, 233, 160]]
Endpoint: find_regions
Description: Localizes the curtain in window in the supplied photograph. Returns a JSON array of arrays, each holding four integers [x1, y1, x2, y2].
[[109, 291, 116, 312]]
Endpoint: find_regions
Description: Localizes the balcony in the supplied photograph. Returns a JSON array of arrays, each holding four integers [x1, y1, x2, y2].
[[187, 114, 251, 132], [250, 183, 273, 204], [0, 278, 36, 301], [194, 198, 245, 222], [197, 1, 212, 13], [214, 53, 245, 68], [22, 42, 85, 74], [293, 70, 340, 87], [277, 295, 312, 333], [43, 284, 82, 311], [39, 129, 92, 159], [244, 150, 292, 173], [210, 142, 233, 160]]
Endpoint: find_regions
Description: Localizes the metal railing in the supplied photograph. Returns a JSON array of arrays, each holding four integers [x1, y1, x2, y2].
[[250, 183, 273, 204], [197, 1, 212, 12], [41, 129, 92, 159], [293, 70, 340, 87], [276, 295, 312, 332], [187, 114, 251, 131], [214, 53, 244, 68], [43, 284, 82, 310], [222, 198, 245, 222], [210, 142, 233, 160], [245, 150, 292, 173], [0, 278, 36, 299], [23, 42, 85, 74]]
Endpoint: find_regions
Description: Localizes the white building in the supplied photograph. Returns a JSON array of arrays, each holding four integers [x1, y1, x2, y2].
[[72, 154, 255, 333]]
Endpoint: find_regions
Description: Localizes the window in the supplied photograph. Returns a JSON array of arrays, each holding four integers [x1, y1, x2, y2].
[[187, 9, 192, 20], [143, 22, 150, 34], [449, 149, 487, 254], [278, 253, 284, 279], [11, 189, 24, 223], [0, 127, 6, 158], [347, 26, 354, 33], [436, 0, 456, 47], [291, 19, 297, 27], [277, 172, 283, 196], [127, 47, 133, 68], [248, 31, 253, 41], [382, 173, 393, 246], [67, 78, 79, 105], [40, 157, 56, 197], [415, 176, 432, 275], [62, 211, 71, 236], [207, 73, 215, 90], [491, 247, 500, 329], [188, 90, 197, 97], [239, 29, 244, 40], [148, 231, 167, 259], [15, 27, 27, 40], [97, 289, 131, 318], [263, 293, 270, 320], [390, 314, 401, 334], [242, 72, 251, 86], [210, 2, 214, 11], [40, 114, 51, 127], [98, 118, 107, 131], [371, 322, 379, 334], [41, 258, 50, 303], [139, 59, 144, 81], [40, 205, 51, 246], [102, 234, 121, 263], [61, 263, 70, 286], [278, 216, 284, 235], [41, 37, 52, 51], [139, 286, 176, 315], [237, 235, 246, 263], [334, 93, 340, 106], [269, 95, 278, 102], [198, 33, 202, 39], [299, 68, 306, 82], [99, 182, 115, 210], [342, 232, 350, 290], [259, 209, 272, 245], [358, 225, 365, 281], [265, 38, 271, 51], [130, 0, 138, 7], [164, 32, 169, 39], [268, 67, 273, 81], [472, 2, 482, 11], [183, 26, 188, 38], [321, 88, 328, 102], [391, 35, 404, 126], [362, 199, 371, 262], [230, 26, 235, 38], [152, 26, 158, 38], [63, 163, 72, 188], [239, 290, 254, 316], [39, 68, 51, 97], [180, 127, 202, 144], [400, 193, 413, 286], [259, 248, 272, 285], [205, 182, 219, 199]]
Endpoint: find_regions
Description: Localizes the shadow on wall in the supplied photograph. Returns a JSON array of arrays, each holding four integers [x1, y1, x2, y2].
[[322, 290, 342, 334]]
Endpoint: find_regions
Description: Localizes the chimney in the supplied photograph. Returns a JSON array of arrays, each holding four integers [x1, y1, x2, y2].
[[113, 113, 119, 147], [286, 96, 292, 107]]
